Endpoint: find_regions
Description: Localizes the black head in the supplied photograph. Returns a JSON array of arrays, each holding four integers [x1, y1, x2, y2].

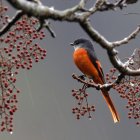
[[70, 38, 94, 51]]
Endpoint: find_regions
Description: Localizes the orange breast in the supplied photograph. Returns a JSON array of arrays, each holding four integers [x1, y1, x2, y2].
[[73, 48, 100, 83]]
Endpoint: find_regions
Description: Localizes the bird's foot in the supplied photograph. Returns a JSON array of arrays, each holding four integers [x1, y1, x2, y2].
[[78, 75, 86, 80]]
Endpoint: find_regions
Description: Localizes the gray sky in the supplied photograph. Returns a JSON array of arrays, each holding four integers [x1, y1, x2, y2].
[[1, 0, 140, 139]]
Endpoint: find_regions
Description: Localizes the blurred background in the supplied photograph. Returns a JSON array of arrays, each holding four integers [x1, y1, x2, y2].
[[1, 0, 140, 139]]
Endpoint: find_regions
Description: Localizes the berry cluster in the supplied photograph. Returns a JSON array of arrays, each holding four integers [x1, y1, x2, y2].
[[106, 67, 140, 126], [72, 84, 95, 120], [0, 3, 47, 132], [0, 2, 8, 27]]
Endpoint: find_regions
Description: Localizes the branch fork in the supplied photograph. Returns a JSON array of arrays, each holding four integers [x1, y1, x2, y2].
[[72, 73, 124, 91], [3, 0, 140, 76]]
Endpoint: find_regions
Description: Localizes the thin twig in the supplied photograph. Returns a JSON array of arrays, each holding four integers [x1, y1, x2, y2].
[[112, 26, 140, 47], [37, 19, 56, 38], [0, 10, 24, 36], [72, 73, 124, 91], [43, 21, 56, 38]]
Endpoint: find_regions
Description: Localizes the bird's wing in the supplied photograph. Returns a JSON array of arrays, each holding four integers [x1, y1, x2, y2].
[[87, 49, 105, 84]]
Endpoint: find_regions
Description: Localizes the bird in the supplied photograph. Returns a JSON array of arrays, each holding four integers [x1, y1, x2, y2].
[[70, 38, 120, 123]]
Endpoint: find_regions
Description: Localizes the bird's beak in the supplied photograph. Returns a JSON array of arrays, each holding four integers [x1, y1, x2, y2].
[[70, 42, 74, 46]]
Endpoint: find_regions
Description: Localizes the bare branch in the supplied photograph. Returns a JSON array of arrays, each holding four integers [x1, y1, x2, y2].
[[72, 73, 124, 91], [112, 26, 140, 47], [37, 19, 56, 38], [45, 21, 56, 38], [72, 73, 98, 89], [125, 0, 138, 4], [6, 0, 86, 21], [108, 49, 140, 76], [81, 0, 106, 17], [0, 10, 24, 36], [5, 0, 140, 76], [79, 19, 112, 49], [98, 0, 139, 11]]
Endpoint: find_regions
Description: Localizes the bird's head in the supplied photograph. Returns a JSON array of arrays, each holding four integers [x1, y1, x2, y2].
[[70, 38, 94, 51]]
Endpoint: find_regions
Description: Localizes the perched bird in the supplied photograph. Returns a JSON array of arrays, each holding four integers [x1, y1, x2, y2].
[[70, 38, 120, 123]]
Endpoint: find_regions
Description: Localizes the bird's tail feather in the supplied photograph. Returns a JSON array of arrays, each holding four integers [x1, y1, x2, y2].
[[101, 89, 120, 123]]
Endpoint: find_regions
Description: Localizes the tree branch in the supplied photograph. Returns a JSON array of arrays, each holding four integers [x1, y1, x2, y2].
[[37, 19, 56, 38], [79, 19, 112, 49], [0, 10, 24, 36], [99, 0, 139, 11], [72, 73, 125, 91], [5, 0, 140, 76], [112, 26, 140, 47], [6, 0, 86, 21], [107, 48, 140, 76]]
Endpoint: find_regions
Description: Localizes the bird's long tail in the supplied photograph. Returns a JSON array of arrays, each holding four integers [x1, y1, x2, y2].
[[101, 89, 120, 123]]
